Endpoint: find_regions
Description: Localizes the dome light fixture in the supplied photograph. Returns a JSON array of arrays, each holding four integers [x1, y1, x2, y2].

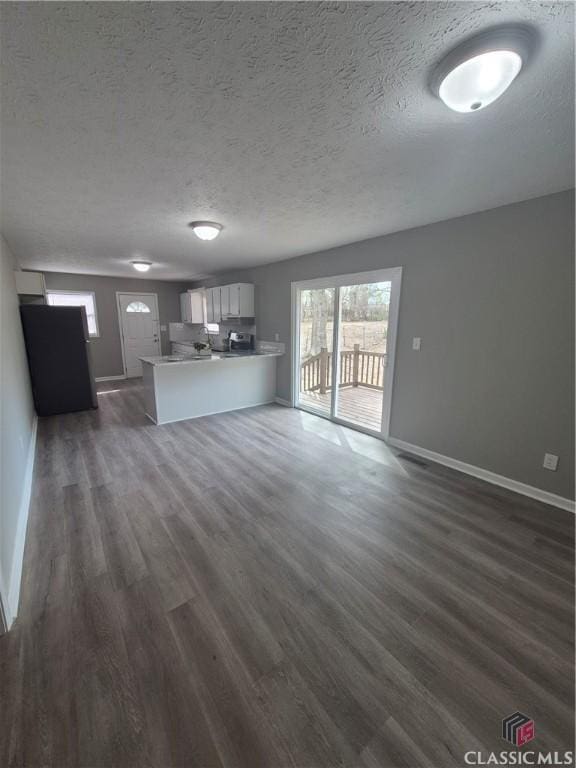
[[188, 221, 223, 241], [431, 26, 536, 114], [131, 260, 152, 272]]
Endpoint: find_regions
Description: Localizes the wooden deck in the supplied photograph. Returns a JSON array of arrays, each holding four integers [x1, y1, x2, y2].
[[299, 385, 383, 431]]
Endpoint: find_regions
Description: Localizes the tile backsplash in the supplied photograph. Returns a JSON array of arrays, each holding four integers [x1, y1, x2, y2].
[[214, 321, 256, 349], [169, 320, 256, 350], [168, 323, 196, 342]]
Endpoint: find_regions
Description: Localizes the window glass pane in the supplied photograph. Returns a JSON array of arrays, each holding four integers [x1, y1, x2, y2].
[[46, 292, 98, 336], [126, 301, 151, 313], [334, 281, 390, 432], [298, 287, 335, 417]]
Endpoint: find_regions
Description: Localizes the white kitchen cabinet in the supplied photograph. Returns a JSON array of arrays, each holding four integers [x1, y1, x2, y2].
[[212, 287, 222, 323], [205, 286, 222, 323], [205, 289, 215, 323], [180, 289, 206, 324], [220, 285, 230, 317], [203, 283, 254, 322], [14, 270, 46, 296], [220, 283, 254, 319], [229, 285, 240, 316]]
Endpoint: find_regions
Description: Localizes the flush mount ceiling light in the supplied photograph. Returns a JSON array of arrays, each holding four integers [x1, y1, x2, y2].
[[131, 260, 152, 272], [188, 221, 223, 241], [431, 26, 536, 113]]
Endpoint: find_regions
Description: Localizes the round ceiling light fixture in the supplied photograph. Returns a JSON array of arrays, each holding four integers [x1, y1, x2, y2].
[[131, 260, 152, 272], [431, 26, 536, 114], [188, 221, 223, 241]]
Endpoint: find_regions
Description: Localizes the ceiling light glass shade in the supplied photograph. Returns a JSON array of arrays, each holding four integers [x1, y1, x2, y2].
[[431, 26, 535, 114], [438, 50, 522, 113], [189, 221, 223, 240], [131, 260, 152, 272]]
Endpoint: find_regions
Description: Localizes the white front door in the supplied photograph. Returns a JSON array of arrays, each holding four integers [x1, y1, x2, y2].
[[117, 293, 161, 378]]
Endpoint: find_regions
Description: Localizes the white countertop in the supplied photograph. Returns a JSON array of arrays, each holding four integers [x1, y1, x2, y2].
[[140, 351, 282, 367]]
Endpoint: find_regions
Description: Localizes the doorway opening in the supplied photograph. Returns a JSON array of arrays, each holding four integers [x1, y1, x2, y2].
[[292, 268, 402, 438]]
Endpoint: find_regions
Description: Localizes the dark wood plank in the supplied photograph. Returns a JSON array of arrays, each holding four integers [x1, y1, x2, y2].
[[1, 378, 573, 767]]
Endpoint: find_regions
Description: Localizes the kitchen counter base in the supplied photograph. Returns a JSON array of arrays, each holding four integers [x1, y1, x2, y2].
[[142, 354, 278, 425]]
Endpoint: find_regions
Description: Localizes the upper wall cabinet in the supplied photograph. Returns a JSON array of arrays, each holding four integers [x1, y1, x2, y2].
[[180, 289, 207, 324], [203, 283, 254, 323], [14, 270, 46, 296], [216, 283, 254, 320], [206, 287, 218, 324]]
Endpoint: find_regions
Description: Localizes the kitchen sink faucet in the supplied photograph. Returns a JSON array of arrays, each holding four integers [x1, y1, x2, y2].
[[200, 326, 212, 349]]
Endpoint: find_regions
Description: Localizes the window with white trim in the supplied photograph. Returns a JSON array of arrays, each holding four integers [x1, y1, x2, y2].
[[46, 290, 99, 337]]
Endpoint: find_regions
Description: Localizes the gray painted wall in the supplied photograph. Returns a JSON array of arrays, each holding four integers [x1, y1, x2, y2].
[[43, 273, 189, 378], [196, 191, 575, 500], [0, 236, 36, 625]]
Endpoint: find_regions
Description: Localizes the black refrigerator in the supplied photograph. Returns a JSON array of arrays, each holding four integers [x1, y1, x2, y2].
[[20, 305, 98, 416]]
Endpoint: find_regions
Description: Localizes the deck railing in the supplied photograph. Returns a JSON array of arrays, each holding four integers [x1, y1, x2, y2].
[[301, 344, 387, 394]]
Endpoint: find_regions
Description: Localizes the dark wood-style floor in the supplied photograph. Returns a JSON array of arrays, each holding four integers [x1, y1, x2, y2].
[[1, 379, 574, 768]]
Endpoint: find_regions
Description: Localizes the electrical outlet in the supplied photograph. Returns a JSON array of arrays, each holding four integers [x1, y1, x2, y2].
[[543, 453, 559, 471], [274, 333, 280, 342], [412, 337, 421, 351]]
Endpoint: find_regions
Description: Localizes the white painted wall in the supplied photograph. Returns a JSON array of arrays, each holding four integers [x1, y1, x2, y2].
[[0, 236, 36, 628]]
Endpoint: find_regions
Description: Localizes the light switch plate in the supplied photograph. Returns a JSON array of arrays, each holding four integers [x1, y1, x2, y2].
[[543, 453, 559, 471], [274, 333, 280, 342], [160, 325, 167, 332], [412, 337, 421, 351]]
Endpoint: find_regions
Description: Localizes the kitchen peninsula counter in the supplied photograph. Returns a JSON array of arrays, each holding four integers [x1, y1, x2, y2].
[[140, 351, 282, 424]]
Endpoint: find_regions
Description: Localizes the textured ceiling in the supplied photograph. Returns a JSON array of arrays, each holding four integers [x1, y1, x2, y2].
[[1, 2, 574, 280]]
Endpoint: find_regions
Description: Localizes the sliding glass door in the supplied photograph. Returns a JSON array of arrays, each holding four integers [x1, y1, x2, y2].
[[293, 268, 401, 438], [334, 281, 390, 432], [297, 287, 335, 417]]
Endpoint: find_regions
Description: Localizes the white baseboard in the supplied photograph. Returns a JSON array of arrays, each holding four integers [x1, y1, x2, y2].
[[387, 437, 575, 514], [95, 374, 126, 382], [4, 415, 38, 628], [274, 397, 292, 407]]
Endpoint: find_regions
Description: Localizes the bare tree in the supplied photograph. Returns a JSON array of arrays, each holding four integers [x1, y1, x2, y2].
[[309, 288, 332, 355], [301, 282, 391, 359]]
